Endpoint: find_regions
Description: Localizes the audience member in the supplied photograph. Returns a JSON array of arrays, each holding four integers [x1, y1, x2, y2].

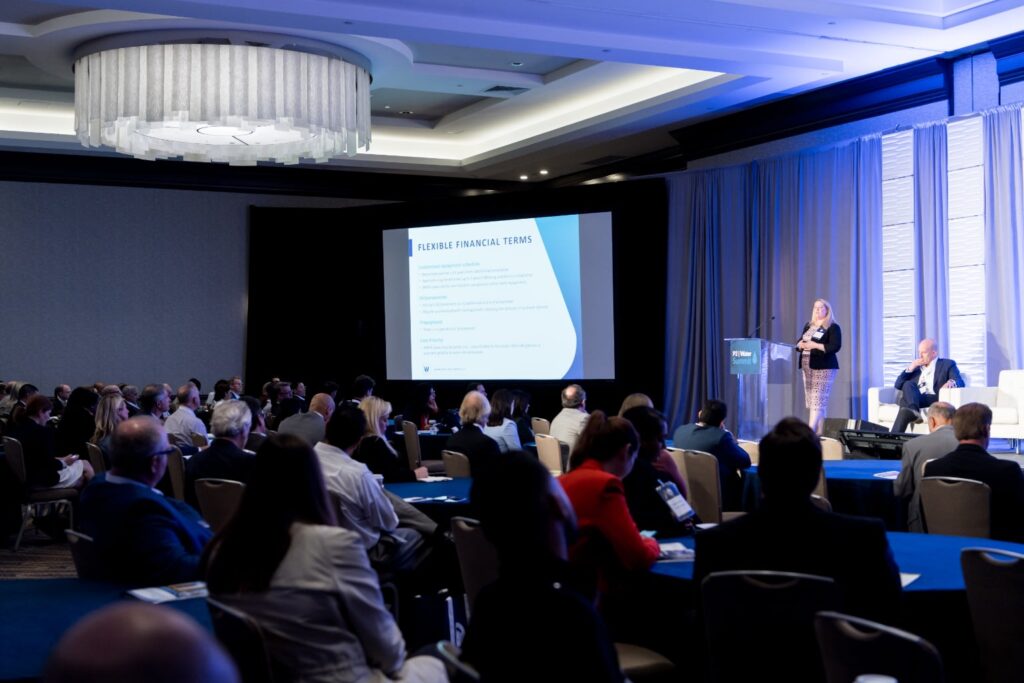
[[122, 385, 141, 416], [9, 382, 39, 426], [44, 603, 238, 683], [617, 392, 653, 417], [100, 385, 122, 397], [278, 392, 334, 446], [229, 376, 243, 400], [203, 433, 445, 683], [139, 384, 170, 421], [551, 383, 590, 453], [355, 396, 426, 482], [0, 380, 17, 417], [315, 406, 428, 575], [90, 394, 130, 464], [462, 453, 625, 683], [466, 381, 487, 397], [672, 399, 751, 510], [482, 389, 522, 453], [206, 379, 231, 409], [80, 416, 213, 585], [8, 395, 93, 489], [240, 395, 268, 452], [51, 384, 71, 417], [54, 387, 99, 458], [347, 375, 375, 407], [404, 383, 439, 430], [894, 402, 958, 532], [164, 384, 208, 448], [510, 389, 534, 446], [924, 402, 1024, 542], [693, 417, 901, 621], [446, 391, 502, 479], [560, 411, 660, 598], [622, 406, 693, 536], [185, 400, 255, 508]]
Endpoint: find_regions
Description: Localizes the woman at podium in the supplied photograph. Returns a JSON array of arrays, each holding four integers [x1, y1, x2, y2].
[[796, 298, 842, 434]]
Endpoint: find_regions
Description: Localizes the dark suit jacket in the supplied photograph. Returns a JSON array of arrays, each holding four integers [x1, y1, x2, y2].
[[894, 358, 964, 394], [185, 439, 256, 508], [354, 435, 417, 483], [923, 443, 1024, 542], [7, 420, 61, 487], [277, 411, 327, 446], [446, 424, 502, 479], [80, 473, 213, 586], [671, 423, 751, 510], [693, 500, 901, 622], [797, 322, 842, 370]]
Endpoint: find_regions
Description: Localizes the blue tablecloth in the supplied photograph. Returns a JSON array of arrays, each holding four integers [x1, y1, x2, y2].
[[650, 531, 1024, 592], [0, 579, 210, 681], [385, 478, 471, 501]]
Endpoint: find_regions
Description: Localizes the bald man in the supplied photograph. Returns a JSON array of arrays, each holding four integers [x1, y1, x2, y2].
[[80, 416, 213, 585], [45, 603, 238, 683], [277, 393, 335, 446], [164, 383, 208, 447], [891, 339, 964, 433]]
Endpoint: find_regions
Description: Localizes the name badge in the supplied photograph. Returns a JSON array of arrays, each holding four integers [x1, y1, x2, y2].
[[656, 481, 695, 522], [811, 328, 825, 341]]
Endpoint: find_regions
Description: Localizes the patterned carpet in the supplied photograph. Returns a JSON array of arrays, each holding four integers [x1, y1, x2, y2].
[[0, 536, 76, 579]]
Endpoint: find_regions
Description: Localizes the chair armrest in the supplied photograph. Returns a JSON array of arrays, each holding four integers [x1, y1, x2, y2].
[[943, 387, 997, 406], [869, 387, 897, 405]]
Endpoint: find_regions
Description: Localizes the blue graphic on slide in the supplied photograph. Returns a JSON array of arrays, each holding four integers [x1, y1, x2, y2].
[[536, 215, 583, 378]]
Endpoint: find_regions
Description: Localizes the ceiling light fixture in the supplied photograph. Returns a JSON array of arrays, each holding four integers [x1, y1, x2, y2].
[[73, 31, 372, 165], [539, 169, 549, 175], [509, 61, 524, 67], [519, 174, 528, 180]]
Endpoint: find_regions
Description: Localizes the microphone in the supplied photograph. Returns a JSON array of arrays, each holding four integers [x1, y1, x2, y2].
[[746, 315, 775, 338]]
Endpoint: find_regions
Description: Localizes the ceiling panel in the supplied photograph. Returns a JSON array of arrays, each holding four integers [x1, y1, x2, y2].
[[405, 41, 577, 75], [370, 88, 490, 120]]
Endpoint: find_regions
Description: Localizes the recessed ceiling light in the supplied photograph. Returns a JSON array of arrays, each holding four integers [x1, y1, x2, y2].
[[399, 110, 414, 115], [539, 169, 549, 175], [383, 105, 390, 110], [601, 49, 611, 53], [509, 61, 524, 67], [827, 20, 836, 25], [519, 174, 529, 181]]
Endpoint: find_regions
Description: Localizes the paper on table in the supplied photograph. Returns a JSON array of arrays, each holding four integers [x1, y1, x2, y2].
[[128, 581, 208, 604], [900, 573, 920, 588], [873, 471, 900, 480], [659, 542, 695, 562], [420, 476, 453, 482], [696, 522, 718, 529]]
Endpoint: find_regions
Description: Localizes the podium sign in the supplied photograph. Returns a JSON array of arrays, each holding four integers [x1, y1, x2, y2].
[[726, 338, 796, 441]]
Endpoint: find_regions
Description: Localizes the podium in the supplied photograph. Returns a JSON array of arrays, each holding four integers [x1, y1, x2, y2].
[[726, 338, 796, 441]]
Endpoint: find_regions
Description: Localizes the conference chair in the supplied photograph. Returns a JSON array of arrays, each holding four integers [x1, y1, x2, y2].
[[814, 466, 829, 502], [165, 446, 187, 502], [65, 529, 107, 580], [535, 433, 563, 475], [815, 610, 944, 683], [85, 442, 107, 475], [442, 450, 471, 478], [195, 478, 246, 533], [678, 449, 723, 524], [810, 494, 833, 512], [207, 598, 277, 683], [920, 477, 990, 537], [737, 440, 759, 465], [820, 436, 844, 461], [450, 517, 499, 614], [2, 436, 77, 551], [531, 417, 550, 436], [702, 571, 840, 683], [402, 420, 423, 471], [191, 432, 209, 448], [961, 547, 1024, 683]]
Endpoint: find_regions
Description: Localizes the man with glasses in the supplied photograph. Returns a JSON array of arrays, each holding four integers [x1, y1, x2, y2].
[[80, 416, 213, 585]]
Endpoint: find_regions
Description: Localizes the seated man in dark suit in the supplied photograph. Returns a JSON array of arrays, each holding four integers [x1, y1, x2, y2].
[[185, 400, 255, 508], [693, 417, 901, 622], [672, 399, 751, 510], [80, 416, 213, 586], [461, 452, 625, 683], [446, 391, 502, 479], [891, 338, 964, 433], [923, 402, 1024, 542]]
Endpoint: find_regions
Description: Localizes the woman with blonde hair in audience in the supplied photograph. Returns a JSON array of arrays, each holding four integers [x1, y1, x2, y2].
[[203, 434, 446, 683], [91, 394, 130, 464], [354, 396, 427, 482]]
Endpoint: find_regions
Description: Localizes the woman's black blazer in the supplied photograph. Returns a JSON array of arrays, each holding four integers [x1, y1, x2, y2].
[[798, 322, 841, 370]]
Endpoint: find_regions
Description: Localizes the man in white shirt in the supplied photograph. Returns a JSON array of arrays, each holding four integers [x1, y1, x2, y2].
[[891, 339, 964, 433], [164, 384, 209, 448], [314, 405, 427, 575], [550, 384, 590, 454]]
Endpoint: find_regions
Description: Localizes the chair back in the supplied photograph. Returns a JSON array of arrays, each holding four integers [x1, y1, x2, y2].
[[702, 570, 840, 683], [810, 494, 832, 512], [85, 442, 107, 475], [681, 449, 721, 524], [814, 466, 828, 501], [666, 446, 687, 481], [535, 434, 563, 474], [2, 436, 27, 484], [737, 440, 759, 465], [451, 516, 499, 614], [191, 432, 209, 448], [166, 446, 187, 501], [207, 598, 276, 683], [531, 417, 550, 436], [195, 478, 246, 533], [442, 450, 471, 478], [815, 610, 944, 683], [821, 437, 844, 461], [402, 421, 422, 470], [920, 477, 991, 537], [961, 547, 1024, 683], [65, 530, 107, 580]]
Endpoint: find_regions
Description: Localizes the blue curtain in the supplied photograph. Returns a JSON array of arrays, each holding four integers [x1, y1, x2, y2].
[[664, 139, 884, 430], [914, 123, 950, 352], [983, 107, 1024, 382]]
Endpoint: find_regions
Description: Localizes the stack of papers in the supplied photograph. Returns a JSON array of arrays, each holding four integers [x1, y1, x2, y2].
[[658, 542, 695, 562], [421, 476, 453, 482], [128, 581, 208, 604], [873, 471, 900, 480]]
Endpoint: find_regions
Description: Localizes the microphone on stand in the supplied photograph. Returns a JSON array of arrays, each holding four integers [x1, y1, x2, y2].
[[746, 315, 775, 338]]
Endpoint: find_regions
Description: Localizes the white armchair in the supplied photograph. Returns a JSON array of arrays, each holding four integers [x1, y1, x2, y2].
[[867, 386, 952, 434]]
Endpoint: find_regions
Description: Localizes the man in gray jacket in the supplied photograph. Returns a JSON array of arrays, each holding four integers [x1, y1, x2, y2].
[[894, 401, 958, 532]]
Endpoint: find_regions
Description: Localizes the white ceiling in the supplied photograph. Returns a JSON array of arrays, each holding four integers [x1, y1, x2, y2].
[[1, 0, 1023, 181]]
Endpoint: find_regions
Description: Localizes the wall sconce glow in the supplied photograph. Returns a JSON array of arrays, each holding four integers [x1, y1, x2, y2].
[[73, 36, 372, 166]]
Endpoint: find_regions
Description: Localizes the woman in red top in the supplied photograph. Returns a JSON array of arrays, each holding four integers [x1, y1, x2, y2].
[[559, 411, 660, 599]]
